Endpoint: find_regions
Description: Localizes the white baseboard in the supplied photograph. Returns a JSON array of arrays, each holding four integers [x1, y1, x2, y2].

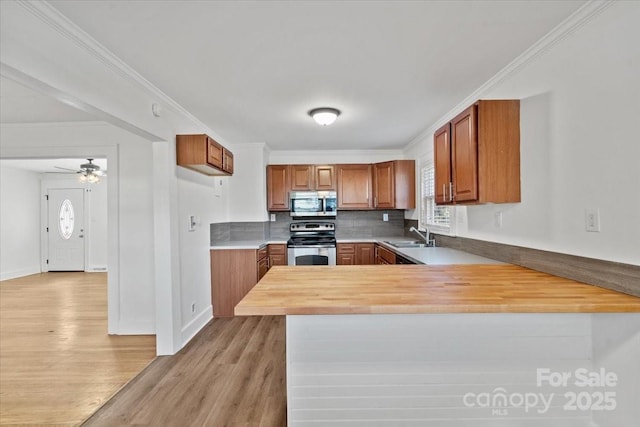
[[181, 305, 213, 348], [115, 319, 155, 335], [0, 266, 41, 281], [87, 265, 108, 272]]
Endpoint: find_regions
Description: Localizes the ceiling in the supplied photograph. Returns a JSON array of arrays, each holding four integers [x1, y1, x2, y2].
[[0, 76, 97, 124], [23, 1, 586, 150], [0, 158, 107, 174]]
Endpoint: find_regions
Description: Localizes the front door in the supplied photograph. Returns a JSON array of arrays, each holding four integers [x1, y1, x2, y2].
[[48, 188, 85, 271]]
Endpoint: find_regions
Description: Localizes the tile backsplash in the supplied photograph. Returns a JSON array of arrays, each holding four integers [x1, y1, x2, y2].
[[211, 210, 407, 244]]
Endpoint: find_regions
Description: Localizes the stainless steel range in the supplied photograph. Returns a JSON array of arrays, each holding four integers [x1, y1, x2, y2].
[[287, 222, 337, 266]]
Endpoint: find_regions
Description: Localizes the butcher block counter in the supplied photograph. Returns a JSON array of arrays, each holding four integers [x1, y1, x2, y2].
[[235, 264, 640, 426], [235, 264, 640, 316]]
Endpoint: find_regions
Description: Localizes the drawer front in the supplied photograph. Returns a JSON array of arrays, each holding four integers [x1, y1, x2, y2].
[[257, 247, 268, 261], [337, 243, 356, 254], [268, 244, 286, 255]]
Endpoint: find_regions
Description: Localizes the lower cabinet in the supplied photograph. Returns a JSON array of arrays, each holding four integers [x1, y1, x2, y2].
[[211, 244, 288, 317], [337, 243, 375, 265], [268, 243, 287, 267], [375, 244, 397, 265], [257, 246, 269, 281], [211, 249, 261, 317]]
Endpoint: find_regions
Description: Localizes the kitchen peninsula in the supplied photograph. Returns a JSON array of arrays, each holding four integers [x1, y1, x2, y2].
[[236, 264, 640, 426]]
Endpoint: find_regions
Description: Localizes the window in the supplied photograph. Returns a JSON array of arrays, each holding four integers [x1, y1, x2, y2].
[[420, 164, 452, 233], [58, 199, 75, 240]]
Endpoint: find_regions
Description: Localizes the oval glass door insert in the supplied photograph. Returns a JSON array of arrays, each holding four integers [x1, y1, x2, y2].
[[59, 199, 75, 239]]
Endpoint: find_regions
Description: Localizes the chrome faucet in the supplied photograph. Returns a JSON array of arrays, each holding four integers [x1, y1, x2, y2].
[[409, 226, 434, 246]]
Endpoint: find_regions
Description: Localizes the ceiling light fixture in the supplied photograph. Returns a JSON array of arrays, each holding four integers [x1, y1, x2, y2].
[[309, 107, 341, 126]]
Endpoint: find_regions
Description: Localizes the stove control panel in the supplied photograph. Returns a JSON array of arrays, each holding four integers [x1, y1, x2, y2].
[[290, 222, 335, 232]]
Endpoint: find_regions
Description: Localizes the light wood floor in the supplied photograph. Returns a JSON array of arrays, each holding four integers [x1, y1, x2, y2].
[[83, 316, 287, 427], [0, 272, 156, 426]]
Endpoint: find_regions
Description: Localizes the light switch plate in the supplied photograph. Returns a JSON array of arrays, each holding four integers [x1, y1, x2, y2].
[[585, 208, 600, 232], [270, 213, 276, 222], [188, 215, 197, 232]]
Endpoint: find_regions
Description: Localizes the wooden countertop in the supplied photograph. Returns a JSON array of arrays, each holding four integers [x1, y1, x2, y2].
[[234, 265, 640, 315]]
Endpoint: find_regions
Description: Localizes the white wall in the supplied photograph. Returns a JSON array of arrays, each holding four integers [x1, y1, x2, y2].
[[269, 149, 404, 165], [176, 166, 228, 346], [404, 2, 640, 266], [0, 165, 41, 280], [227, 143, 269, 222], [1, 122, 156, 333], [87, 176, 108, 270]]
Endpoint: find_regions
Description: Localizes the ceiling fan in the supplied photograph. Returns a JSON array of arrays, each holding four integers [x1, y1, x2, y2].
[[54, 158, 107, 183]]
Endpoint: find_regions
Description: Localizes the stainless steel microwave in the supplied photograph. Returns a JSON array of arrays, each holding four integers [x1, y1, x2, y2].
[[290, 191, 337, 217]]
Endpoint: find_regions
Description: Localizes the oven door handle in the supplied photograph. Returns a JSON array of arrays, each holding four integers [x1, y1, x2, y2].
[[289, 244, 336, 249]]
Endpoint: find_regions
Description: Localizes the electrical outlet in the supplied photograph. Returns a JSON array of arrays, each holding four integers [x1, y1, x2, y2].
[[383, 213, 389, 222], [270, 213, 276, 222], [494, 211, 503, 228], [585, 208, 600, 232]]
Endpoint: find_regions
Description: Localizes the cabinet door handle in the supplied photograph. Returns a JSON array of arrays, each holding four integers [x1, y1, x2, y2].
[[449, 182, 454, 202], [442, 184, 446, 203], [374, 197, 377, 207]]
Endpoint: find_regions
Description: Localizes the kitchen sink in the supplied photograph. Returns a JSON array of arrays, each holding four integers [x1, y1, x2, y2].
[[384, 240, 433, 248]]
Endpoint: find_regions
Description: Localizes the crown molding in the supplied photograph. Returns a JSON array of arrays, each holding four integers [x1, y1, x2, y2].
[[14, 0, 212, 134], [403, 0, 613, 151]]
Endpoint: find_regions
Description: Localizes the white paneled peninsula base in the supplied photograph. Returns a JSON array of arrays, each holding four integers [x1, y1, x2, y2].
[[236, 265, 640, 426]]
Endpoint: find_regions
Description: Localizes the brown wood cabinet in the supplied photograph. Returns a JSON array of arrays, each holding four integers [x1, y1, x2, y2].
[[314, 165, 336, 190], [372, 160, 415, 209], [222, 148, 234, 175], [176, 134, 233, 176], [257, 246, 269, 281], [211, 244, 282, 317], [290, 165, 314, 191], [268, 244, 287, 267], [337, 244, 356, 265], [336, 164, 372, 209], [375, 244, 396, 265], [266, 165, 290, 211], [337, 243, 375, 265], [290, 164, 336, 191], [435, 100, 520, 205], [211, 249, 260, 317]]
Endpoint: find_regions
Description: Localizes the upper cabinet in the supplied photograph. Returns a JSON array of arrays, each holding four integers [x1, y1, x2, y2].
[[336, 164, 372, 209], [267, 161, 415, 211], [290, 165, 314, 191], [372, 160, 415, 209], [266, 165, 290, 211], [314, 165, 336, 190], [176, 134, 234, 176], [290, 165, 336, 191], [435, 100, 520, 205]]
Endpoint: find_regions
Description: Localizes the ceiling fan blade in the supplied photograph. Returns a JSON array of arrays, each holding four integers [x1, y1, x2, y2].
[[54, 166, 79, 172], [94, 170, 107, 176]]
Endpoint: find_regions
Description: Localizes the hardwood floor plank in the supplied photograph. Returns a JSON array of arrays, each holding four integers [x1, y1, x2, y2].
[[83, 316, 286, 427], [0, 273, 156, 426]]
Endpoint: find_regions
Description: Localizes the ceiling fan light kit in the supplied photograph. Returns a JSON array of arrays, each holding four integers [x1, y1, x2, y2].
[[54, 158, 106, 184], [309, 107, 341, 126]]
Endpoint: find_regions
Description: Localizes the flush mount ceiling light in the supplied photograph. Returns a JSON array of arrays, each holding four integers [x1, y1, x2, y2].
[[308, 107, 341, 126]]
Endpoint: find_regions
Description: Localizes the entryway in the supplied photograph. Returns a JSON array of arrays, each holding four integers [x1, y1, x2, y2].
[[47, 188, 85, 271]]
